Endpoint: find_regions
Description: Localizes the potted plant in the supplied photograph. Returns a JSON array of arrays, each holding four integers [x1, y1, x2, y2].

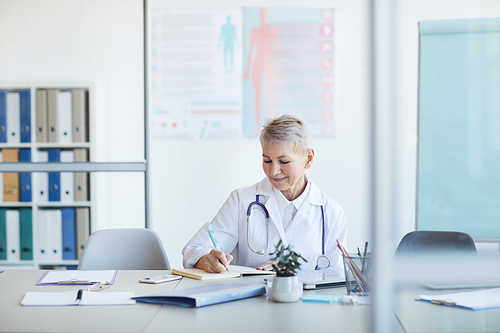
[[270, 242, 307, 303]]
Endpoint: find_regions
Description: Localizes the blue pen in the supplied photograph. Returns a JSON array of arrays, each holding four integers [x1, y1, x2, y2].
[[208, 230, 230, 273]]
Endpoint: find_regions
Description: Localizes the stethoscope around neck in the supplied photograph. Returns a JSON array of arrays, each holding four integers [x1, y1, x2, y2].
[[246, 195, 331, 269]]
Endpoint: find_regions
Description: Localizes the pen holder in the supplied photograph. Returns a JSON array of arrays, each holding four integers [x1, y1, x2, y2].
[[342, 254, 372, 296]]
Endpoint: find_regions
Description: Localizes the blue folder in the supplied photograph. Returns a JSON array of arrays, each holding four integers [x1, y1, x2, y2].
[[134, 283, 266, 307], [61, 208, 76, 260], [48, 149, 61, 201], [0, 91, 6, 143], [19, 90, 31, 143], [19, 149, 32, 202]]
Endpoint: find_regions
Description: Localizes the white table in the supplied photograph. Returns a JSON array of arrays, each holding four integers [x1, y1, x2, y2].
[[394, 286, 500, 333], [0, 270, 400, 333]]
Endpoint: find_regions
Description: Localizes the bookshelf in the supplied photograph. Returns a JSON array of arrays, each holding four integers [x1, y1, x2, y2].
[[0, 82, 146, 270]]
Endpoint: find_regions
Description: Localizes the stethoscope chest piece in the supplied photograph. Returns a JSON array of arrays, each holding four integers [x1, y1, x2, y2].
[[315, 254, 330, 270]]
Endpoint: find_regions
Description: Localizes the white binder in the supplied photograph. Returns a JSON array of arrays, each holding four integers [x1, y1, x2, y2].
[[36, 150, 48, 202], [36, 209, 49, 262], [6, 209, 20, 261], [6, 92, 20, 144], [48, 209, 62, 262], [60, 150, 74, 203], [58, 91, 73, 144]]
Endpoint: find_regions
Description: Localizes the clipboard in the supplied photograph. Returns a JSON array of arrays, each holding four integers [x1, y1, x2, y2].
[[417, 287, 500, 311], [36, 270, 117, 286]]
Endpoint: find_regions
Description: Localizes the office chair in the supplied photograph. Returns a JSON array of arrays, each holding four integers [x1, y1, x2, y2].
[[78, 228, 171, 270], [395, 230, 477, 255]]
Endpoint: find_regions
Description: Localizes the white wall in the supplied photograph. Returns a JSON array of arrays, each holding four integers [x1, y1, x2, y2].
[[0, 0, 146, 230], [149, 0, 371, 269]]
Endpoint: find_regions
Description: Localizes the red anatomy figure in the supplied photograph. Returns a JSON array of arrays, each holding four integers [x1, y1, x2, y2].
[[244, 8, 284, 136]]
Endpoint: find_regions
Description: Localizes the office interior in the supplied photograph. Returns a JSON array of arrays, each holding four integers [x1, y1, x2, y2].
[[2, 0, 500, 332]]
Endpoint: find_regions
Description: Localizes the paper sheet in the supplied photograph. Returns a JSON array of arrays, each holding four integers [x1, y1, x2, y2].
[[37, 270, 117, 285], [22, 290, 136, 306]]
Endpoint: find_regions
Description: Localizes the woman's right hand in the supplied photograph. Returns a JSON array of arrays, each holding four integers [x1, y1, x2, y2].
[[195, 249, 233, 273]]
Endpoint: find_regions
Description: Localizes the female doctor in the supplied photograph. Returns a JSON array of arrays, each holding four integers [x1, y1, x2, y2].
[[182, 114, 347, 274]]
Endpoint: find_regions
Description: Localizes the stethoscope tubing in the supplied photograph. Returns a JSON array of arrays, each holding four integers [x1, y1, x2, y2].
[[247, 194, 330, 269]]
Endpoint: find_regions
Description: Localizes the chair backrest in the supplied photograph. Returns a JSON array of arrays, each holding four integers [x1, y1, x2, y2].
[[395, 230, 477, 255], [78, 228, 170, 270]]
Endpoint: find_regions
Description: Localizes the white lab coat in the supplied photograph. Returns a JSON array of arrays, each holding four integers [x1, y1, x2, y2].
[[182, 177, 348, 273]]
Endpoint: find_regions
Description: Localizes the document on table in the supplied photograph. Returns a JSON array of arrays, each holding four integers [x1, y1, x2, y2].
[[21, 290, 136, 306], [134, 283, 266, 307], [418, 287, 500, 310], [36, 270, 117, 285], [172, 265, 274, 280]]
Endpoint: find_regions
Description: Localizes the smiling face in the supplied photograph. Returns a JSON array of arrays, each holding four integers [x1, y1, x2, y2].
[[262, 142, 314, 201]]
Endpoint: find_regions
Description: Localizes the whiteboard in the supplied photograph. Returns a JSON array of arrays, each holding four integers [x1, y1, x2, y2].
[[417, 18, 500, 239]]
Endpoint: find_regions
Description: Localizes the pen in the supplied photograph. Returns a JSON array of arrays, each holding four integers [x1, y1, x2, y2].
[[76, 289, 83, 305], [208, 230, 230, 273]]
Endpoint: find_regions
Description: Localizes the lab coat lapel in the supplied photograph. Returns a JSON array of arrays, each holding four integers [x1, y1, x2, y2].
[[256, 178, 288, 247], [286, 180, 323, 232]]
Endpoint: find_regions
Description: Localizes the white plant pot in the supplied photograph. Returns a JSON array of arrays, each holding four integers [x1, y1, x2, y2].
[[271, 275, 302, 303]]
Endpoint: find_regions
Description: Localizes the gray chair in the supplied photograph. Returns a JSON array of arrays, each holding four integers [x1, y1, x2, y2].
[[78, 228, 170, 270], [395, 230, 477, 255]]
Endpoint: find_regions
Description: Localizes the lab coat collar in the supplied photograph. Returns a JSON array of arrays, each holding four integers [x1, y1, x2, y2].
[[255, 175, 322, 205], [254, 176, 324, 239]]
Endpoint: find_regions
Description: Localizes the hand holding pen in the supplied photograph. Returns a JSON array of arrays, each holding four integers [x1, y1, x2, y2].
[[195, 230, 232, 274]]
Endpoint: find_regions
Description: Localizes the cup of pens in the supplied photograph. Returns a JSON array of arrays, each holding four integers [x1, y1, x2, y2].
[[342, 253, 372, 296]]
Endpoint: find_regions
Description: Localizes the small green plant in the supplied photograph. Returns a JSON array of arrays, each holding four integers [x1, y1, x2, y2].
[[271, 242, 307, 277]]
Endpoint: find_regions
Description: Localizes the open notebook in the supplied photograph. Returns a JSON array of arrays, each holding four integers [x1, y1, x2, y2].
[[172, 265, 275, 280]]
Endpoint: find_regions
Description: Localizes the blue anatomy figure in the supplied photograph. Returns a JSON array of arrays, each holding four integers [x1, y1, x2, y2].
[[218, 16, 239, 73]]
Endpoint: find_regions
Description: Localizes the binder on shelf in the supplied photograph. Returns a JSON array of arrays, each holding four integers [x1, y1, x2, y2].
[[6, 209, 20, 261], [47, 90, 59, 143], [61, 208, 76, 260], [6, 92, 20, 144], [48, 209, 62, 262], [58, 91, 73, 144], [72, 89, 87, 142], [19, 149, 32, 202], [35, 89, 48, 142], [76, 207, 90, 260], [36, 150, 48, 202], [0, 208, 7, 260], [60, 150, 74, 202], [19, 208, 33, 260], [0, 150, 3, 202], [36, 209, 49, 262], [74, 149, 88, 201], [0, 91, 7, 143], [48, 149, 61, 202], [19, 90, 31, 143], [3, 148, 19, 202]]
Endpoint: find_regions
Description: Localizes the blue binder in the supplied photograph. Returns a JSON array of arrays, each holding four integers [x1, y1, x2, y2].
[[19, 149, 32, 202], [61, 208, 76, 260], [19, 90, 31, 143], [0, 91, 6, 143], [0, 209, 6, 260], [48, 149, 61, 202]]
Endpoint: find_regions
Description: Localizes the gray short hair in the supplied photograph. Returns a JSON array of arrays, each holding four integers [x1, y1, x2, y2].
[[259, 114, 312, 154]]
